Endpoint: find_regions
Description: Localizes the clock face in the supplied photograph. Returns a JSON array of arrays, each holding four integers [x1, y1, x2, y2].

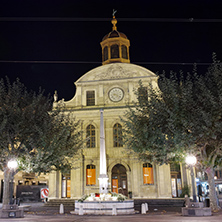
[[109, 88, 124, 102]]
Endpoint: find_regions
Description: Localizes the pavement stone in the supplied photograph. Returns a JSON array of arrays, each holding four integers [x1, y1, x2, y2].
[[0, 202, 221, 222], [0, 213, 222, 222]]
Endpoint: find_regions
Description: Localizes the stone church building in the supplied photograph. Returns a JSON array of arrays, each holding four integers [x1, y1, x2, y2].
[[48, 16, 190, 199]]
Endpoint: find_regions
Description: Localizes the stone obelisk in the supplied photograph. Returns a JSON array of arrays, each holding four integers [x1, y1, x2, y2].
[[98, 109, 109, 194]]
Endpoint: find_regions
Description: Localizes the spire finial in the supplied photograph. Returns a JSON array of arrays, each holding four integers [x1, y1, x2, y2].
[[112, 9, 117, 17], [112, 9, 117, 31]]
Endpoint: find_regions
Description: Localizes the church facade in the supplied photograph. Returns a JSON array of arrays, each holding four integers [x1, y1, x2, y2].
[[49, 16, 190, 199]]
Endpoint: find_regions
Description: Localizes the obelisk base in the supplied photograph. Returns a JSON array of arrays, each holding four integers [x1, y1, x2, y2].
[[98, 174, 109, 194]]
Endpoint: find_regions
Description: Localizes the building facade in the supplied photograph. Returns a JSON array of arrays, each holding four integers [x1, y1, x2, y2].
[[0, 170, 48, 202], [48, 16, 190, 199]]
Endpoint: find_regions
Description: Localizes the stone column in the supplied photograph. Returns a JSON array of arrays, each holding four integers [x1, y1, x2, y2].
[[48, 171, 61, 199]]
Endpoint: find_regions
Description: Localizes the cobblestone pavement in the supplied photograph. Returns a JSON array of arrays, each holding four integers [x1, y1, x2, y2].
[[0, 202, 222, 222], [0, 210, 222, 221], [0, 213, 222, 222]]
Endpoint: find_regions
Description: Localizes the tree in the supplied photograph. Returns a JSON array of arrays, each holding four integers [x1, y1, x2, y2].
[[122, 79, 186, 165], [0, 77, 82, 205], [122, 55, 222, 211]]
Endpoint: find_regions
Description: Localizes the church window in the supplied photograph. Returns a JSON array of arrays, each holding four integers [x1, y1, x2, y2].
[[113, 123, 123, 147], [86, 125, 95, 148], [111, 44, 119, 58], [86, 91, 95, 106], [86, 164, 96, 185], [143, 163, 154, 185], [103, 46, 108, 61], [121, 45, 128, 59]]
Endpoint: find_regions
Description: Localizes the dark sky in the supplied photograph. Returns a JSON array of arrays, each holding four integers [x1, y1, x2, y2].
[[0, 0, 222, 101]]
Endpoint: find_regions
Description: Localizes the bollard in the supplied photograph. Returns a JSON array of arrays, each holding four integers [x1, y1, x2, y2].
[[17, 198, 20, 206], [141, 203, 146, 214], [79, 205, 83, 215], [145, 203, 148, 212], [112, 205, 117, 216], [59, 204, 64, 214]]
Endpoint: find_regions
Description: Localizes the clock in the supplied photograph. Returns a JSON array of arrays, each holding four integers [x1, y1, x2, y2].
[[109, 87, 124, 102]]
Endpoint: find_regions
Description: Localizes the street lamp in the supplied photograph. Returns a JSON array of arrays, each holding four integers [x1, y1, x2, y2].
[[185, 154, 197, 202], [7, 159, 18, 205], [7, 160, 18, 170]]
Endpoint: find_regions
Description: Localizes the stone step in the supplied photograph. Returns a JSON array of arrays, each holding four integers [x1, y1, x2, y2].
[[44, 203, 74, 207], [45, 198, 184, 211], [47, 199, 75, 202], [134, 198, 184, 207], [44, 199, 76, 207], [29, 206, 74, 214], [134, 199, 184, 212], [44, 203, 74, 206]]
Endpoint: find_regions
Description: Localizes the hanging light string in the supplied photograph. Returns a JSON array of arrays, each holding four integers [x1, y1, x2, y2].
[[0, 60, 214, 66], [0, 17, 222, 22]]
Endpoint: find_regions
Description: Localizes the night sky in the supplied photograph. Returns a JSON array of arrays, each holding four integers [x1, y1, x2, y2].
[[0, 0, 222, 101]]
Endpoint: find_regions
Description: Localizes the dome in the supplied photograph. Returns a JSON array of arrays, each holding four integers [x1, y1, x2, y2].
[[77, 63, 157, 83], [100, 16, 130, 65], [102, 30, 128, 41]]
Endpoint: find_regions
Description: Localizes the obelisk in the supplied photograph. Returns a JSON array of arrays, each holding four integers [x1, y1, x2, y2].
[[98, 109, 109, 194]]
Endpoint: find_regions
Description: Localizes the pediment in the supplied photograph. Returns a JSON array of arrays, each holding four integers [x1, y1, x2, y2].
[[77, 63, 157, 83]]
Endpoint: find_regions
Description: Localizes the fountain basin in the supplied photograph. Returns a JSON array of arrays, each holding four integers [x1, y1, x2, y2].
[[73, 200, 135, 215]]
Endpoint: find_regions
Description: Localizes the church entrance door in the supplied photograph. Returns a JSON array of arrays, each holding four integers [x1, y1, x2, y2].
[[111, 164, 127, 196]]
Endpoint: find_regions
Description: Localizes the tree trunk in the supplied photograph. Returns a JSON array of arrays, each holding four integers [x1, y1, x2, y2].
[[206, 167, 220, 212], [2, 167, 11, 206]]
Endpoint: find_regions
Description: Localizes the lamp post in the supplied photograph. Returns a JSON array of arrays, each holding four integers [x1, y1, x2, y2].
[[185, 155, 197, 202], [7, 159, 18, 205]]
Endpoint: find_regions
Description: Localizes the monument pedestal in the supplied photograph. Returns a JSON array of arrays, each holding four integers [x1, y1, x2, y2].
[[0, 204, 24, 218], [73, 200, 135, 215], [182, 202, 211, 216]]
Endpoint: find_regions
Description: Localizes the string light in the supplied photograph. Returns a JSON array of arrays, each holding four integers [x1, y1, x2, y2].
[[0, 60, 213, 66]]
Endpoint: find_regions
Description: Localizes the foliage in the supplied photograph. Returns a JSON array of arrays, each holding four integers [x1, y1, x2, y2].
[[110, 192, 126, 201], [0, 77, 82, 173], [180, 183, 190, 198], [117, 193, 127, 202], [18, 109, 82, 174], [78, 194, 89, 202], [0, 77, 82, 205], [122, 79, 187, 165], [111, 192, 118, 197], [77, 193, 127, 202], [122, 54, 222, 211]]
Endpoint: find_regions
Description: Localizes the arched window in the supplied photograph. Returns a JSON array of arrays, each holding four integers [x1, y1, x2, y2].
[[111, 44, 119, 58], [86, 164, 96, 185], [103, 46, 108, 61], [143, 163, 154, 185], [86, 125, 95, 148], [121, 45, 128, 59], [113, 123, 123, 147]]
